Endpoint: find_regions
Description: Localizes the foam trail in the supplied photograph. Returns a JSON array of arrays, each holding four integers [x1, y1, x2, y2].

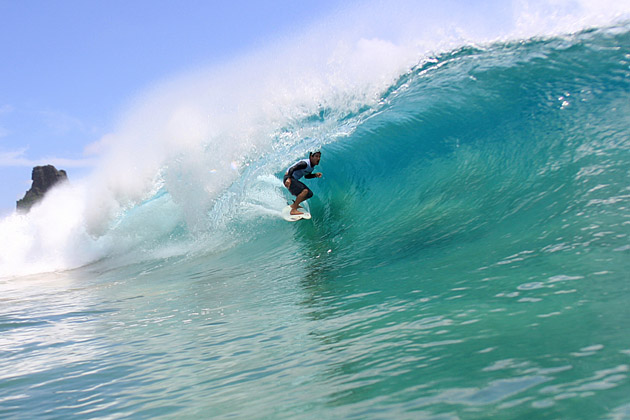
[[1, 0, 629, 277]]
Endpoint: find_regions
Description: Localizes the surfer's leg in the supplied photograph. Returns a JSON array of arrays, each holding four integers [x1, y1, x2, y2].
[[291, 189, 308, 214], [287, 179, 311, 215], [291, 188, 312, 215], [286, 177, 305, 196]]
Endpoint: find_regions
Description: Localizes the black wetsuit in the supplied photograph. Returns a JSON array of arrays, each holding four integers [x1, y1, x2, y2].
[[284, 158, 316, 199]]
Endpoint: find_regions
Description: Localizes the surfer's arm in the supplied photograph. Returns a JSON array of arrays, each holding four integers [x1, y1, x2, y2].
[[305, 173, 322, 179]]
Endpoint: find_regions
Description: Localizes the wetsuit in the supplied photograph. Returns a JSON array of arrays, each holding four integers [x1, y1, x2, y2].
[[284, 159, 316, 199]]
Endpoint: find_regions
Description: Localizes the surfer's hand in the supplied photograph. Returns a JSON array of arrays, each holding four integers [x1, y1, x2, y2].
[[284, 178, 291, 188], [315, 173, 322, 178]]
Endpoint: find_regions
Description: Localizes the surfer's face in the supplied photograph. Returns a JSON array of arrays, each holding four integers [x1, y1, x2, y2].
[[310, 153, 321, 166]]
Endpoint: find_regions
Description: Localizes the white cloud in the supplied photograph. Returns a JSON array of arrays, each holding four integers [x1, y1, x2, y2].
[[0, 106, 99, 169], [0, 148, 30, 166], [0, 148, 96, 168]]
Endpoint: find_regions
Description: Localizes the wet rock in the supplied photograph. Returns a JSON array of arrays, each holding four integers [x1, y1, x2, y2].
[[16, 165, 68, 212]]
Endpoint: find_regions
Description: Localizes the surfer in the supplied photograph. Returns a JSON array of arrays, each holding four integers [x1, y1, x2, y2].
[[284, 151, 322, 215]]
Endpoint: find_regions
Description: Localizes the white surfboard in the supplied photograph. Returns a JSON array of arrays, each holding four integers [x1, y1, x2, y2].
[[281, 205, 312, 222]]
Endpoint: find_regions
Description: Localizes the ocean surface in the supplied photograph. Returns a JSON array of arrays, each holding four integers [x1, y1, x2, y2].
[[1, 13, 630, 420]]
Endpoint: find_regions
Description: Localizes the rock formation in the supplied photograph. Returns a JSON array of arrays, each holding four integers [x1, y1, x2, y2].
[[16, 165, 68, 212]]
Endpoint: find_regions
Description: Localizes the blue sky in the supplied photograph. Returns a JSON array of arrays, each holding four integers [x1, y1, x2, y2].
[[0, 0, 346, 215]]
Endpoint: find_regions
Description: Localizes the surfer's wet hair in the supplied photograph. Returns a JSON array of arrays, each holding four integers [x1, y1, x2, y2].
[[310, 151, 321, 157]]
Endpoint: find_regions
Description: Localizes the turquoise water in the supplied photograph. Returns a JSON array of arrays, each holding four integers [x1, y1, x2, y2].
[[2, 23, 630, 419]]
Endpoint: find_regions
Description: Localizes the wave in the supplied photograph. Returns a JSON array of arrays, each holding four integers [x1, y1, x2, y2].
[[1, 0, 629, 277]]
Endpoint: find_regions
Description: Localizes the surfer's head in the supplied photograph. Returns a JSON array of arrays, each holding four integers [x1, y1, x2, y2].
[[309, 151, 321, 166]]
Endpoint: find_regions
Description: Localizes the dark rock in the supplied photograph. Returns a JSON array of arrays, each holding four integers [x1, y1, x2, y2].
[[16, 165, 68, 212]]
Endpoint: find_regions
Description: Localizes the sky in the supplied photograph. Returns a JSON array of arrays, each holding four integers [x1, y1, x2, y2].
[[0, 0, 347, 215]]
